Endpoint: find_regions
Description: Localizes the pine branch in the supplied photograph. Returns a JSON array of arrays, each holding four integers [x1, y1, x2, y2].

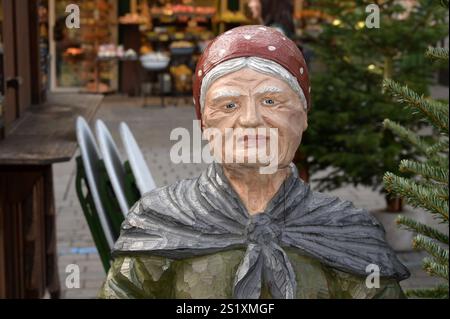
[[383, 119, 431, 154], [436, 184, 449, 201], [399, 159, 449, 184], [426, 47, 449, 60], [405, 284, 449, 298], [426, 139, 449, 156], [423, 257, 449, 280], [382, 2, 449, 297], [412, 177, 449, 201], [397, 215, 449, 243], [383, 79, 449, 133], [384, 173, 449, 221], [427, 155, 450, 171], [413, 234, 449, 264]]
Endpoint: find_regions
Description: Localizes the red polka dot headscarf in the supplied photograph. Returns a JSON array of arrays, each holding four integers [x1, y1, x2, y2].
[[193, 25, 311, 122]]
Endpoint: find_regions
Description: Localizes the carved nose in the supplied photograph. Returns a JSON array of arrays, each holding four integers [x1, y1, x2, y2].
[[239, 103, 263, 128]]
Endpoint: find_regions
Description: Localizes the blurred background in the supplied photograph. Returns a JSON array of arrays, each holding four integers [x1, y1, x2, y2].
[[0, 0, 448, 299]]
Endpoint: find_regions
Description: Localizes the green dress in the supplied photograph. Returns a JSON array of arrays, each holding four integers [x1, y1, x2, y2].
[[99, 248, 405, 299]]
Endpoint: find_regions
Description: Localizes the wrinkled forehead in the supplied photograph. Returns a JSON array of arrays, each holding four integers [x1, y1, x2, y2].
[[200, 57, 308, 112], [206, 69, 296, 99]]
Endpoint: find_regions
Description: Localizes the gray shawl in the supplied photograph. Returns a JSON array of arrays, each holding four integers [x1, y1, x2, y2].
[[113, 163, 410, 299]]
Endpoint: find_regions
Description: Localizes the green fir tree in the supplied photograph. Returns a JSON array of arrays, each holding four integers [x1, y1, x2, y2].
[[383, 1, 449, 299], [302, 0, 448, 210]]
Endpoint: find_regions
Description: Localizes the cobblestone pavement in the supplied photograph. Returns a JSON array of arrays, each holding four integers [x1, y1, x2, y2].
[[54, 92, 448, 299]]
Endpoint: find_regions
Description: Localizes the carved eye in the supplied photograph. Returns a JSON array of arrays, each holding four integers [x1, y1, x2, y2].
[[225, 102, 237, 110], [263, 98, 276, 106]]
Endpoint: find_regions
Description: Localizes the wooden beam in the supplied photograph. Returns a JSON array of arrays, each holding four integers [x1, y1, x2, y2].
[[14, 0, 32, 116], [1, 0, 18, 131], [0, 93, 103, 165]]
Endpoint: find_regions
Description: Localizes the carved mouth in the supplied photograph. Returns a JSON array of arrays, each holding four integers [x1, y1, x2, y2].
[[238, 135, 269, 147]]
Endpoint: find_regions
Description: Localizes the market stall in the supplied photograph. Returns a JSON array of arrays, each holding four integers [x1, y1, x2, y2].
[[47, 0, 252, 98], [118, 0, 221, 98], [49, 0, 119, 93]]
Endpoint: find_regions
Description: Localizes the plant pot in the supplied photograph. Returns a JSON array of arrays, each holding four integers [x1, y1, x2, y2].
[[385, 196, 403, 212]]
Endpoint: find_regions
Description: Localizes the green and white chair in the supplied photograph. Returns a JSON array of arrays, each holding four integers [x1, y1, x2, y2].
[[95, 120, 141, 232], [75, 117, 115, 272], [119, 122, 156, 196], [76, 118, 145, 273]]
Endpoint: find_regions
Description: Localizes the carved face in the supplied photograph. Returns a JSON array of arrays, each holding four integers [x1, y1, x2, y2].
[[202, 68, 308, 172]]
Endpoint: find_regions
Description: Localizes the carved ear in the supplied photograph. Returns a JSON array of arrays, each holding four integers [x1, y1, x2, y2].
[[302, 113, 309, 132]]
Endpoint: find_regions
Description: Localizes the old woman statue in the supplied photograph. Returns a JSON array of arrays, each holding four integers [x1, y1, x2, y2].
[[99, 26, 409, 299]]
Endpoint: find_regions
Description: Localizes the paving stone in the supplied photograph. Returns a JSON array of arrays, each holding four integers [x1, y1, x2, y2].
[[64, 288, 100, 299]]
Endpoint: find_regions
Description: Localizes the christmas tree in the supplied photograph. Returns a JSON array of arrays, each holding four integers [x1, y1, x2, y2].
[[302, 0, 448, 210], [383, 2, 449, 297]]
